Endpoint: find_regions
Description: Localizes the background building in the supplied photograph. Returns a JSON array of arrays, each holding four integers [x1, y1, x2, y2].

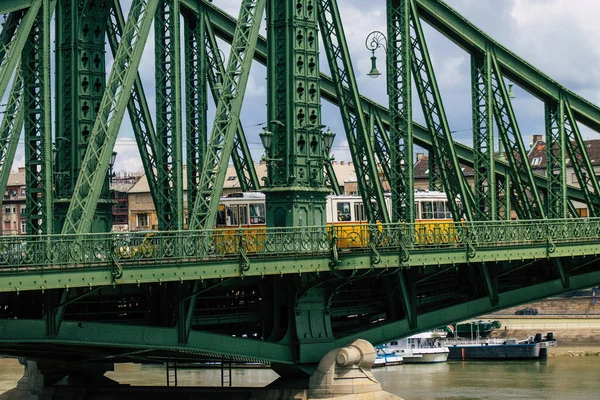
[[1, 167, 26, 235]]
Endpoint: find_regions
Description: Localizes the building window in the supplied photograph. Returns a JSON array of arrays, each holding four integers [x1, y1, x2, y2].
[[20, 188, 25, 196], [531, 157, 542, 166], [227, 176, 236, 181], [136, 194, 141, 204], [3, 222, 9, 231], [136, 213, 149, 227], [20, 221, 26, 234], [20, 205, 25, 215], [4, 207, 10, 215]]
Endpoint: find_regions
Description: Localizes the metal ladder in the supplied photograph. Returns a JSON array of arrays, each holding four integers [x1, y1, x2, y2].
[[166, 361, 178, 387], [221, 358, 232, 387]]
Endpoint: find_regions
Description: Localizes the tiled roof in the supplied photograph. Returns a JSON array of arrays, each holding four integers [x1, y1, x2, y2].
[[527, 138, 600, 170]]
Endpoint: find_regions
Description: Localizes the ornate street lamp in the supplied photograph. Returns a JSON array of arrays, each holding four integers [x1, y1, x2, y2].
[[365, 31, 387, 79]]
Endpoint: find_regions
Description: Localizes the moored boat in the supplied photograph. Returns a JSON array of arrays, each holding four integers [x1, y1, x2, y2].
[[383, 331, 449, 364], [445, 332, 557, 361], [374, 346, 404, 367]]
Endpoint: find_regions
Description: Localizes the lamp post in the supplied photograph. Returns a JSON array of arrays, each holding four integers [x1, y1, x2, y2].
[[365, 31, 387, 79]]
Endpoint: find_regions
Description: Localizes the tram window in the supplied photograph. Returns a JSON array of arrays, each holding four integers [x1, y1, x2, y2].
[[216, 207, 226, 226], [354, 202, 366, 221], [414, 203, 419, 220], [337, 202, 351, 221], [421, 201, 433, 219], [433, 201, 446, 219], [249, 203, 265, 224], [227, 206, 238, 226], [239, 204, 248, 225]]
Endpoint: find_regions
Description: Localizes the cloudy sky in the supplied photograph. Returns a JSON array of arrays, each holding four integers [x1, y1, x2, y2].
[[11, 0, 600, 173]]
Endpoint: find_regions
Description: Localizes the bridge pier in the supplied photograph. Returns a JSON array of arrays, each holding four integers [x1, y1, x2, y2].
[[1, 360, 118, 400]]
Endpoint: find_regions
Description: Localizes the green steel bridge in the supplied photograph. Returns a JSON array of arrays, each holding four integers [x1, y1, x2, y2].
[[0, 0, 599, 378]]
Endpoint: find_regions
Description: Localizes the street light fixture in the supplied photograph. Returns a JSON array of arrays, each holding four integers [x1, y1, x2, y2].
[[259, 127, 273, 152], [365, 31, 387, 79], [322, 128, 335, 154]]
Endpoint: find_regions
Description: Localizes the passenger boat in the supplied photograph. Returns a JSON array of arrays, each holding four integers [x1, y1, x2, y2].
[[383, 331, 449, 364], [373, 346, 404, 367], [445, 332, 557, 360]]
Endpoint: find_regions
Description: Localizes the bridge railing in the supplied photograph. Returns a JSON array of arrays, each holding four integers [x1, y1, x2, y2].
[[0, 218, 597, 273]]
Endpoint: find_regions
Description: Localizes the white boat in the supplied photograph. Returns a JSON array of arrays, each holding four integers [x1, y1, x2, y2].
[[384, 331, 449, 364], [373, 346, 404, 367]]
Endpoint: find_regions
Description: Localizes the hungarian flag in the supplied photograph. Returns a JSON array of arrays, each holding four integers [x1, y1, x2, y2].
[[446, 325, 455, 334]]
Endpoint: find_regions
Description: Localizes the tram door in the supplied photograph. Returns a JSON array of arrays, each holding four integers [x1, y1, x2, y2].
[[227, 204, 248, 226]]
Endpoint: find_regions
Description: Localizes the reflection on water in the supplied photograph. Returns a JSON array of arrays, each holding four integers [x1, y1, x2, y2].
[[1, 357, 600, 399]]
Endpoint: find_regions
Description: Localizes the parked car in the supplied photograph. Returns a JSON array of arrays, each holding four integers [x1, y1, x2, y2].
[[515, 307, 538, 315]]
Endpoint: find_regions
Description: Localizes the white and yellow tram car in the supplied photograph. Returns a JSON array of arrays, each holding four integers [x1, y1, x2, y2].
[[213, 191, 456, 249]]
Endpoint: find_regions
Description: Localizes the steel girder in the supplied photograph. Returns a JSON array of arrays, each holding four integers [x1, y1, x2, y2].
[[62, 0, 159, 234], [0, 1, 34, 14], [0, 71, 24, 199], [337, 268, 600, 348], [155, 0, 184, 231], [0, 319, 294, 364], [107, 0, 161, 214], [23, 0, 53, 235], [187, 0, 592, 207], [414, 0, 600, 134], [318, 0, 389, 223], [183, 10, 207, 218], [489, 52, 544, 219], [0, 3, 39, 106], [408, 0, 473, 221], [204, 13, 259, 193], [471, 51, 496, 220], [545, 98, 568, 219], [387, 0, 413, 223], [562, 101, 600, 217], [188, 0, 265, 231]]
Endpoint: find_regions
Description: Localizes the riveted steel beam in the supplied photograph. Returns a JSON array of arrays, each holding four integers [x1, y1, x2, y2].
[[204, 12, 259, 193], [62, 0, 159, 234], [409, 0, 473, 221], [107, 0, 161, 220], [0, 70, 24, 200], [0, 2, 40, 134], [186, 0, 590, 205], [188, 0, 265, 231], [318, 0, 388, 223]]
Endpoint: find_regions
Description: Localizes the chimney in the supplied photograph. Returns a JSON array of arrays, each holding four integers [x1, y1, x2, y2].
[[531, 134, 542, 147], [416, 153, 425, 161], [340, 161, 344, 166]]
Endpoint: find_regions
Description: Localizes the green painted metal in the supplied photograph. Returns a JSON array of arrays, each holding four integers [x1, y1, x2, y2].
[[387, 0, 413, 223], [55, 0, 112, 234], [262, 0, 330, 228], [155, 0, 184, 231], [563, 101, 600, 217], [188, 0, 264, 231], [203, 13, 259, 193], [0, 1, 34, 14], [0, 3, 39, 109], [489, 52, 544, 219], [61, 0, 159, 234], [2, 218, 600, 292], [545, 98, 568, 219], [409, 0, 473, 221], [196, 1, 591, 206], [0, 71, 24, 199], [337, 269, 600, 347], [183, 10, 207, 216], [414, 0, 600, 134], [324, 160, 341, 196], [371, 110, 392, 190], [107, 0, 161, 214], [23, 0, 53, 235], [317, 0, 389, 224], [471, 51, 496, 220], [0, 319, 294, 364]]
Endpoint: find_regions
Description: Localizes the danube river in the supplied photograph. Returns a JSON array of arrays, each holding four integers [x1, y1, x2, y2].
[[0, 356, 599, 399]]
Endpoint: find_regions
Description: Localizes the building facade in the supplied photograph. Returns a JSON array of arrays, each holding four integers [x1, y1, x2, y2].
[[1, 167, 27, 235]]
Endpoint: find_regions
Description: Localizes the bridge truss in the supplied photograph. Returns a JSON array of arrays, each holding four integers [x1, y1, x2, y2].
[[0, 0, 599, 374]]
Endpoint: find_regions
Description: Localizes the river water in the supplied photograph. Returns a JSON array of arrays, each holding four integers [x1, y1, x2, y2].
[[0, 356, 598, 399]]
